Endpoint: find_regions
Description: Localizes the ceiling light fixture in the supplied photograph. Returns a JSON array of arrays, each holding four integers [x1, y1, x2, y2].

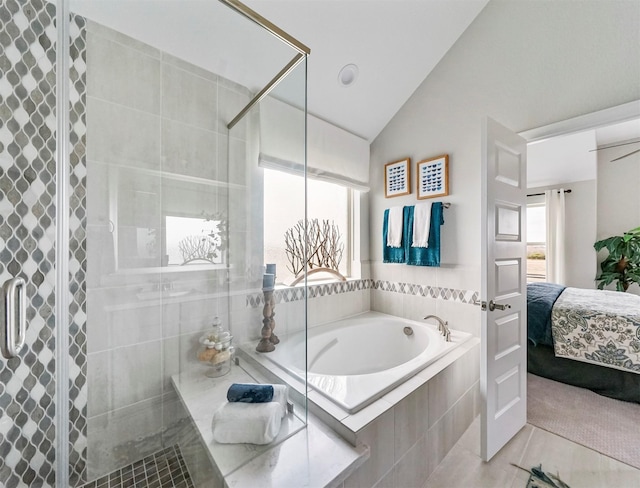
[[338, 64, 359, 87]]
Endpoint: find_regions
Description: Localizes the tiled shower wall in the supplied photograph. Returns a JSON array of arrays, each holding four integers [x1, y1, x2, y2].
[[84, 20, 256, 480], [0, 0, 87, 485]]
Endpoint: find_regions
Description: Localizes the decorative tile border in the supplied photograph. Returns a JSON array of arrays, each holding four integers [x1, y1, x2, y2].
[[0, 2, 87, 486], [372, 280, 479, 305], [246, 279, 478, 307], [246, 279, 373, 307]]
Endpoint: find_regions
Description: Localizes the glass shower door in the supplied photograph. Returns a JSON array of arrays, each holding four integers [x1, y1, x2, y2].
[[2, 0, 309, 485]]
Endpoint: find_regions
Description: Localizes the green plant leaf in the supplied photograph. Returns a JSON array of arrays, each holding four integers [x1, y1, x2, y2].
[[595, 228, 640, 290], [625, 269, 640, 282], [594, 236, 620, 252], [599, 259, 620, 273]]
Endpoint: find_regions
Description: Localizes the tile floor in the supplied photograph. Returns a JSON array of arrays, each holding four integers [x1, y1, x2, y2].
[[81, 445, 194, 488], [423, 417, 640, 488]]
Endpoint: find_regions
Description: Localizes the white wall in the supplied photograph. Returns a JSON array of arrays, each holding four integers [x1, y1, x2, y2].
[[369, 0, 640, 334], [528, 181, 598, 289], [597, 142, 640, 294], [597, 143, 640, 240]]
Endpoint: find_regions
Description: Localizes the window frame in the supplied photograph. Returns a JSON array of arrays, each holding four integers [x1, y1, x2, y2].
[[263, 168, 359, 285], [526, 199, 547, 282]]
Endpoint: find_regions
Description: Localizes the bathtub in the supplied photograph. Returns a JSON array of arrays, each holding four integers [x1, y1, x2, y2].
[[263, 311, 472, 413]]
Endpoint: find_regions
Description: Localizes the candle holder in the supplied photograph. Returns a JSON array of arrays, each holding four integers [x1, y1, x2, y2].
[[268, 290, 279, 345], [256, 288, 277, 352], [256, 266, 279, 352]]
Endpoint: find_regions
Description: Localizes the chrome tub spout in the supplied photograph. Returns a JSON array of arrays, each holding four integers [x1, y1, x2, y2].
[[423, 314, 451, 342]]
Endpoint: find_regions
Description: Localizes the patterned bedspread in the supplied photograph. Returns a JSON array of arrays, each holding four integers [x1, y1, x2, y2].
[[551, 287, 640, 374]]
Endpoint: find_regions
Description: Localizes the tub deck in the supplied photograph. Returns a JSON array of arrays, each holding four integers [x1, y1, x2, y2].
[[171, 361, 368, 487], [239, 334, 480, 443], [259, 311, 473, 413]]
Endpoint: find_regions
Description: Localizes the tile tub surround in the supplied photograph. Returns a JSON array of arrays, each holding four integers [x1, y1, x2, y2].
[[0, 0, 88, 485], [344, 339, 480, 488], [241, 336, 480, 488], [171, 362, 369, 488], [243, 278, 477, 342]]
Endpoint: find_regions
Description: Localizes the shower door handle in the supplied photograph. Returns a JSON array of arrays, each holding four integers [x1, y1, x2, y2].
[[2, 277, 27, 359]]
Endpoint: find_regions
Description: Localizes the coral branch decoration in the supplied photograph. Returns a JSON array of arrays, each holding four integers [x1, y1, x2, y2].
[[177, 211, 227, 265], [284, 219, 346, 285], [178, 235, 221, 264]]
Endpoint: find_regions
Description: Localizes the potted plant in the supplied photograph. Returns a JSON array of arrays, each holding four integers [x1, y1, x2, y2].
[[594, 226, 640, 292]]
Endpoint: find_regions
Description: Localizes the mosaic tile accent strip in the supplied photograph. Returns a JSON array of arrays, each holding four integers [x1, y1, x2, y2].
[[68, 11, 88, 487], [246, 279, 478, 308], [81, 445, 194, 488], [246, 279, 374, 307], [372, 280, 479, 305], [0, 0, 87, 486]]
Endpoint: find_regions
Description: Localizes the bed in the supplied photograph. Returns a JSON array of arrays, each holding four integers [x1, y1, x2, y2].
[[527, 282, 640, 403]]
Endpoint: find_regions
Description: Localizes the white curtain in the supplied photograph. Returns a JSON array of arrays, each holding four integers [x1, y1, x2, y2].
[[545, 189, 566, 284]]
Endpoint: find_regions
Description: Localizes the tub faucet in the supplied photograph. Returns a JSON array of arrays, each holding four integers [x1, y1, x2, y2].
[[423, 314, 451, 342]]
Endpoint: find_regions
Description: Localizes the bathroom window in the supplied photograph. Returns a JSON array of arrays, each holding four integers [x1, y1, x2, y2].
[[264, 169, 352, 285], [526, 202, 546, 282]]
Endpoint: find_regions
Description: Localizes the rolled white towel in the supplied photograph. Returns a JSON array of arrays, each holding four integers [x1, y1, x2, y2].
[[387, 206, 404, 248], [272, 384, 288, 418], [412, 202, 432, 248], [213, 401, 283, 445]]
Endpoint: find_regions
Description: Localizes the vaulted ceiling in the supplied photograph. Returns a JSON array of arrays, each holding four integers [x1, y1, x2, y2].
[[70, 0, 489, 141]]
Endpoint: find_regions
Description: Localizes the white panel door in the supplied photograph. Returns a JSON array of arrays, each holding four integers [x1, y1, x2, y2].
[[480, 117, 528, 461]]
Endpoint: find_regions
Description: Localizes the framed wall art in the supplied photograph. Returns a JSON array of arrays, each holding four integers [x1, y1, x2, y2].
[[417, 154, 449, 199], [384, 158, 411, 198]]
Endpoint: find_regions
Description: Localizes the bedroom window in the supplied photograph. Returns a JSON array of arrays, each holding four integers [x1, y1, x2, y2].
[[527, 202, 546, 282], [263, 169, 352, 285]]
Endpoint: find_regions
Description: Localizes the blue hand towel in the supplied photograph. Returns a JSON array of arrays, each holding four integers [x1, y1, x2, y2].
[[405, 202, 444, 266], [227, 383, 274, 403], [383, 208, 408, 263]]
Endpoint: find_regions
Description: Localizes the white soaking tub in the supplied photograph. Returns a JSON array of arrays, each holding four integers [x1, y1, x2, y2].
[[263, 311, 472, 413]]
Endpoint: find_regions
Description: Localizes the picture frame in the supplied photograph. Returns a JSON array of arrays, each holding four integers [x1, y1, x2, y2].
[[417, 154, 449, 200], [384, 158, 411, 198]]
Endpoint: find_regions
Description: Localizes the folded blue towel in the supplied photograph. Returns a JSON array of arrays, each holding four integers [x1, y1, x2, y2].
[[405, 202, 444, 266], [382, 208, 408, 263], [227, 384, 274, 403]]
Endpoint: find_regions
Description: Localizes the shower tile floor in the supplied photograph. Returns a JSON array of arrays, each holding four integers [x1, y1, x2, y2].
[[81, 445, 195, 488]]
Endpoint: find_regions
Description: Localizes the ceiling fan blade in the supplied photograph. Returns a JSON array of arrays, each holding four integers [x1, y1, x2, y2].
[[589, 139, 640, 152], [611, 148, 640, 162]]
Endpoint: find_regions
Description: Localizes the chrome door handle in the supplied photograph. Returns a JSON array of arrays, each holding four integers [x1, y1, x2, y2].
[[2, 277, 27, 359], [488, 300, 511, 311], [472, 299, 487, 311]]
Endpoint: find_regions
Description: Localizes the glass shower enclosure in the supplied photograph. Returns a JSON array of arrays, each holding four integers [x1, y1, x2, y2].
[[0, 0, 308, 485]]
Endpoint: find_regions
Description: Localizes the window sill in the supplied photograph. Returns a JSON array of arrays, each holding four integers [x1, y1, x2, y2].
[[275, 276, 362, 290]]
